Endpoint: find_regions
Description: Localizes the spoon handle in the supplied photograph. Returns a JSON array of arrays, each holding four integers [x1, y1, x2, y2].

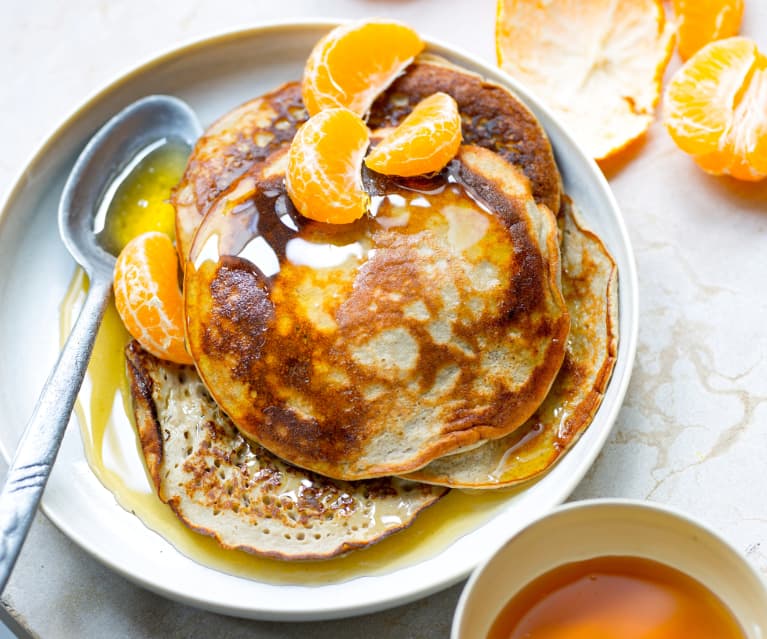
[[0, 274, 112, 592]]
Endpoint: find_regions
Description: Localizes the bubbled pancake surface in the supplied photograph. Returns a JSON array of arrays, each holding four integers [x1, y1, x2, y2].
[[172, 82, 307, 263], [184, 144, 569, 480], [126, 341, 447, 560], [404, 200, 618, 488]]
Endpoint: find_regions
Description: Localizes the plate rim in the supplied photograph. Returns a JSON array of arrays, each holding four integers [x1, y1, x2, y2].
[[0, 19, 639, 620]]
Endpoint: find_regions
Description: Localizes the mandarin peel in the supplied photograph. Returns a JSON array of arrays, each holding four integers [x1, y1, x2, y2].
[[496, 0, 675, 161]]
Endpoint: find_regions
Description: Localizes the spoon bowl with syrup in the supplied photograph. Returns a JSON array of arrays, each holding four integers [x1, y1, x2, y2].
[[0, 95, 201, 592]]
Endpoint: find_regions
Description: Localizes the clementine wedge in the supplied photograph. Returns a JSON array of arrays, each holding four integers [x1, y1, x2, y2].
[[365, 92, 462, 177], [672, 0, 744, 61], [664, 36, 767, 181], [286, 107, 371, 224], [302, 20, 424, 117], [113, 231, 192, 364]]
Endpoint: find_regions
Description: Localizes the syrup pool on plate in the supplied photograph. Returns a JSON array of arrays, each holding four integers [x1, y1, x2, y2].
[[61, 137, 518, 584], [487, 555, 746, 639]]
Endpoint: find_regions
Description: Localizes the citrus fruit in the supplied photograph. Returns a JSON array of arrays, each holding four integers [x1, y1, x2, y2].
[[496, 0, 675, 160], [664, 36, 767, 181], [365, 92, 462, 176], [286, 107, 371, 224], [672, 0, 744, 61], [302, 20, 424, 117], [113, 231, 192, 364]]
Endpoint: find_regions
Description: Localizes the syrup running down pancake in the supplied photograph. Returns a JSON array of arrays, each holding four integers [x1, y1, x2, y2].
[[172, 82, 308, 263], [404, 199, 618, 487], [184, 144, 569, 480]]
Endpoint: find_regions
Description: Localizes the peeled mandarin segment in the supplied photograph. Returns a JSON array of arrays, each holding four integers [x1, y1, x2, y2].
[[672, 0, 744, 61], [365, 92, 462, 177], [664, 37, 767, 181], [496, 0, 675, 160], [738, 61, 767, 176], [664, 37, 757, 154], [113, 231, 192, 364], [302, 20, 424, 117], [285, 107, 370, 224]]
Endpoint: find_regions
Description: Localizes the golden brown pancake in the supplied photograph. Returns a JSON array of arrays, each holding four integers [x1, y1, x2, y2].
[[184, 143, 569, 480], [125, 341, 447, 560], [172, 82, 307, 263], [403, 199, 618, 488], [368, 54, 562, 215], [174, 54, 563, 264]]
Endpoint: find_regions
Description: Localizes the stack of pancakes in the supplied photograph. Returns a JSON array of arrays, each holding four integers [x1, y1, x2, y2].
[[127, 55, 618, 560]]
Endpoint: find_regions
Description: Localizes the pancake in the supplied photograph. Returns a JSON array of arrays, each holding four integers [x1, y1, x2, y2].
[[403, 199, 618, 488], [125, 341, 447, 560], [184, 143, 569, 480], [174, 54, 563, 264], [368, 54, 562, 215], [172, 82, 307, 263]]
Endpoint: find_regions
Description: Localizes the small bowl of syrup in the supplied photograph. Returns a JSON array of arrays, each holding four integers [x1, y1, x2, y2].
[[452, 499, 767, 638]]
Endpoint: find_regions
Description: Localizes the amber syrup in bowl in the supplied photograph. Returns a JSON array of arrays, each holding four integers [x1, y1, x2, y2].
[[452, 500, 767, 639], [488, 555, 746, 639]]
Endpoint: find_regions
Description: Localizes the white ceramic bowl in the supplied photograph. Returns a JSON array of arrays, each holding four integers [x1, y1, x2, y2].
[[452, 499, 767, 638]]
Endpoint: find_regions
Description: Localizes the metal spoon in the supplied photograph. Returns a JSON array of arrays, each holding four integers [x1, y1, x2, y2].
[[0, 95, 202, 592]]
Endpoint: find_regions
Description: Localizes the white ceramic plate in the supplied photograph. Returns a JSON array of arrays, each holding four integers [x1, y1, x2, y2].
[[0, 21, 638, 621]]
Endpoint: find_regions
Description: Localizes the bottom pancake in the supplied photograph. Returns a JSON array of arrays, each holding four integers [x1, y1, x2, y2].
[[126, 342, 447, 560], [403, 199, 618, 488]]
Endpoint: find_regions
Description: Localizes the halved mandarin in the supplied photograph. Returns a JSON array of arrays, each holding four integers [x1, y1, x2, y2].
[[672, 0, 744, 61], [496, 0, 675, 160], [664, 37, 767, 181], [365, 92, 462, 177], [285, 107, 371, 224], [113, 231, 192, 364], [302, 20, 424, 117]]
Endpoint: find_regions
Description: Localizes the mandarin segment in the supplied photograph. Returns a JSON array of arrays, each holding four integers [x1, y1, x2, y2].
[[302, 20, 424, 116], [365, 92, 462, 177], [285, 107, 371, 224], [664, 37, 767, 181], [672, 0, 744, 61], [113, 231, 192, 364], [496, 0, 675, 160]]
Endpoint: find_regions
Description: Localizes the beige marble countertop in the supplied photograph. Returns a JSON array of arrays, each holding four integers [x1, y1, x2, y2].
[[1, 1, 767, 637]]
